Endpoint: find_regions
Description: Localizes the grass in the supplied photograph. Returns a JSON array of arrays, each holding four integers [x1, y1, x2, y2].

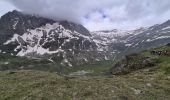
[[0, 45, 170, 99], [0, 66, 170, 100]]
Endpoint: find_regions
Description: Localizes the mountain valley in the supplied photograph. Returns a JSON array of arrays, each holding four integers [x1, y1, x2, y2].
[[0, 10, 170, 100]]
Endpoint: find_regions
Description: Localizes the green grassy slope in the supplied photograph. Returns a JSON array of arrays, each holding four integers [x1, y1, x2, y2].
[[0, 45, 170, 100], [0, 67, 170, 100]]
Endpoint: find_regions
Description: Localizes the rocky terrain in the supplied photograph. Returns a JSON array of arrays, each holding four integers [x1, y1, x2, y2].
[[0, 10, 113, 67]]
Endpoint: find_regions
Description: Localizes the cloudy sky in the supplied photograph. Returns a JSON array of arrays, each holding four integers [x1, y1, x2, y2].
[[0, 0, 170, 31]]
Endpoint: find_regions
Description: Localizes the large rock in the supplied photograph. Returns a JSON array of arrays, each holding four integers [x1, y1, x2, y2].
[[111, 53, 158, 75]]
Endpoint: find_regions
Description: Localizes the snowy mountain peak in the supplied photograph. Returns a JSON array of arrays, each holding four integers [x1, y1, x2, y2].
[[0, 10, 113, 66], [3, 22, 95, 57], [1, 10, 170, 66]]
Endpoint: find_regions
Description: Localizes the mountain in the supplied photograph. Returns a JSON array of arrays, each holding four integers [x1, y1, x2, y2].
[[0, 10, 170, 100], [0, 10, 113, 66], [0, 10, 170, 67], [92, 20, 170, 60], [125, 20, 170, 53]]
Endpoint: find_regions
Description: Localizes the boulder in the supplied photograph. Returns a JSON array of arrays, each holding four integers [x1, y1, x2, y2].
[[111, 54, 158, 75]]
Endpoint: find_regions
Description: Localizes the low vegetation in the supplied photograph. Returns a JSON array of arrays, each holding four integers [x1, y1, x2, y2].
[[0, 45, 170, 99], [0, 64, 170, 100]]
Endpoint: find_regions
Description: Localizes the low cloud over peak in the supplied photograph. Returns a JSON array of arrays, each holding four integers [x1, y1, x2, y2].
[[5, 0, 170, 31]]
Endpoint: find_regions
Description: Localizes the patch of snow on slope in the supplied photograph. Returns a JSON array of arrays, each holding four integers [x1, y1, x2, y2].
[[146, 36, 170, 42], [155, 36, 170, 39], [3, 22, 85, 57], [162, 26, 170, 30], [125, 44, 132, 47], [13, 18, 19, 29], [48, 58, 55, 63], [3, 34, 19, 45], [63, 58, 72, 67]]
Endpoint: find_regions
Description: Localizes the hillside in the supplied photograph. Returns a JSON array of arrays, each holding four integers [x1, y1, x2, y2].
[[93, 20, 170, 58], [0, 10, 113, 66], [111, 43, 170, 75], [1, 45, 170, 100], [1, 10, 170, 68]]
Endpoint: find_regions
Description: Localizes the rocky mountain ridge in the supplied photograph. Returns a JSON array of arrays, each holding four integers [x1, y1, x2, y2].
[[0, 10, 113, 66], [93, 20, 170, 59], [0, 10, 170, 66]]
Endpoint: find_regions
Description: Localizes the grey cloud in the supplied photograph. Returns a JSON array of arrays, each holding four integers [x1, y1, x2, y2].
[[7, 0, 85, 23], [6, 0, 170, 31]]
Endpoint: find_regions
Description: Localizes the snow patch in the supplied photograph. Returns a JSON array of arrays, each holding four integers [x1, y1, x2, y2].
[[13, 20, 19, 29], [95, 59, 100, 61], [3, 34, 19, 45], [104, 56, 109, 60], [3, 22, 89, 57], [146, 36, 170, 42], [63, 58, 72, 67], [4, 62, 9, 65], [156, 36, 170, 39], [83, 58, 88, 62], [125, 44, 132, 47], [48, 58, 55, 63], [2, 52, 6, 54], [162, 26, 170, 30]]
